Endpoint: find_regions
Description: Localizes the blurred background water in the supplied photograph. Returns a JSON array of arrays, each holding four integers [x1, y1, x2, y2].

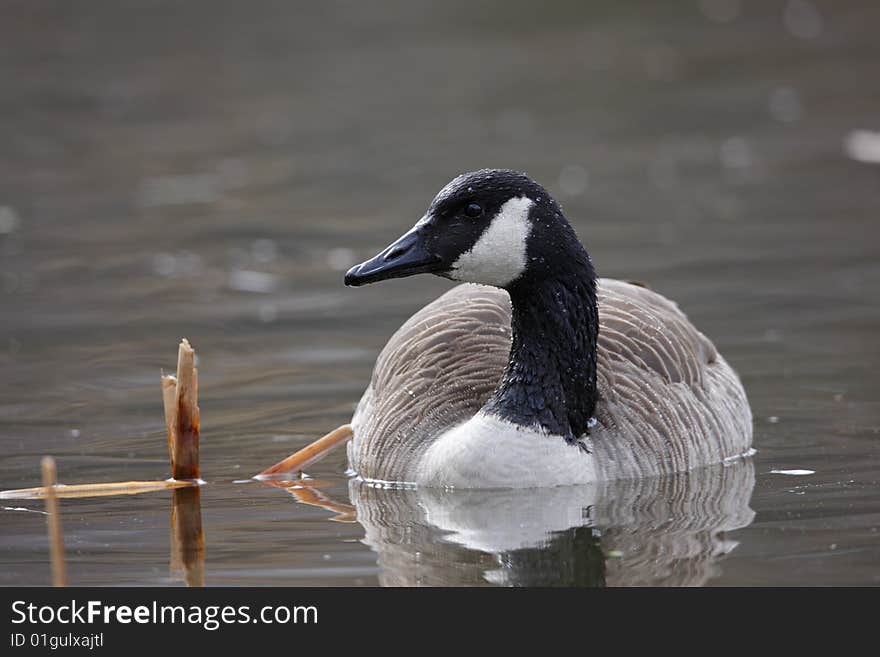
[[1, 0, 878, 586]]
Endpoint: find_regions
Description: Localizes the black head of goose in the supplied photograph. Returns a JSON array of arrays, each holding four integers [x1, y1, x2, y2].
[[345, 169, 753, 488]]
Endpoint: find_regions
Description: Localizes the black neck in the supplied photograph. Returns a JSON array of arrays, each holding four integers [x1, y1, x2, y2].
[[485, 246, 599, 440]]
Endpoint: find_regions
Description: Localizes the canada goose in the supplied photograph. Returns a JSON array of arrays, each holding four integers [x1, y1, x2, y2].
[[344, 169, 752, 488]]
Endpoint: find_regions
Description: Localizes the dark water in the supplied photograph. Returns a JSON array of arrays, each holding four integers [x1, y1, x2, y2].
[[2, 1, 879, 586]]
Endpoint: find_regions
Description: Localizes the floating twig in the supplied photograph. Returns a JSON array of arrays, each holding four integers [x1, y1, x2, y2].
[[0, 479, 198, 500], [41, 457, 67, 587], [256, 424, 353, 478]]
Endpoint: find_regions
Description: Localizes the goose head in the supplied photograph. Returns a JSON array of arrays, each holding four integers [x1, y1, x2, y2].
[[344, 169, 584, 290]]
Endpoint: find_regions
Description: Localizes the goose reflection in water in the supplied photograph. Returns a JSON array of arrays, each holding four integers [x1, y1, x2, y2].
[[348, 458, 755, 586]]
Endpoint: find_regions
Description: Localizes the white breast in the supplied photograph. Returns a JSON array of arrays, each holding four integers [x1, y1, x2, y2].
[[413, 412, 597, 488]]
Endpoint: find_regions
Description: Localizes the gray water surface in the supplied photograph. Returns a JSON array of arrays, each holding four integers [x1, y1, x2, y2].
[[1, 1, 879, 586]]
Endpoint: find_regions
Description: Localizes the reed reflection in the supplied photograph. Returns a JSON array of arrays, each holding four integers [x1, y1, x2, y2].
[[170, 487, 205, 587]]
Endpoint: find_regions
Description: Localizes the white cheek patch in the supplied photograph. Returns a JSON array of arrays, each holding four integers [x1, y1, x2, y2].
[[449, 196, 533, 287]]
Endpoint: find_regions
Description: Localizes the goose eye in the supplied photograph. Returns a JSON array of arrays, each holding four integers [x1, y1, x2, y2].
[[464, 203, 483, 218]]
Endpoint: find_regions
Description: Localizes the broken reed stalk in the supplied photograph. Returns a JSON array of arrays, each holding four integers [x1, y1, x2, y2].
[[0, 339, 204, 502], [40, 457, 67, 587], [256, 424, 354, 478], [162, 375, 177, 468], [162, 338, 200, 480]]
